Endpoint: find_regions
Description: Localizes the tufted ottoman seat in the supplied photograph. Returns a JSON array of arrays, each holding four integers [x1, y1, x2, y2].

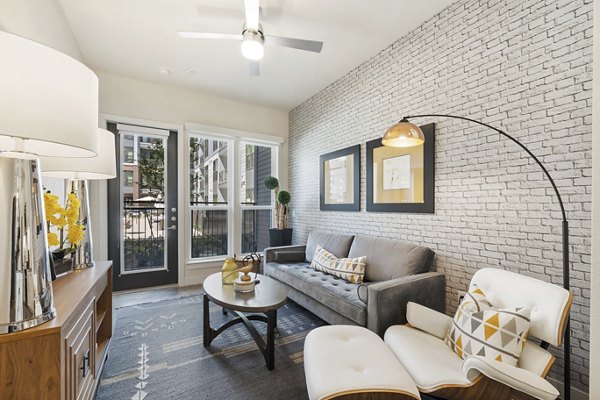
[[304, 325, 420, 400]]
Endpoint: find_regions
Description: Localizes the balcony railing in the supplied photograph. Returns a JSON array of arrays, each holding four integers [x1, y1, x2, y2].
[[190, 208, 228, 258], [189, 202, 272, 259], [123, 201, 165, 271]]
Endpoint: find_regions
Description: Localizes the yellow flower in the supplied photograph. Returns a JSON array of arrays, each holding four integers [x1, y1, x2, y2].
[[47, 231, 59, 246], [68, 192, 80, 209], [67, 223, 84, 246], [43, 190, 85, 248], [65, 207, 79, 225]]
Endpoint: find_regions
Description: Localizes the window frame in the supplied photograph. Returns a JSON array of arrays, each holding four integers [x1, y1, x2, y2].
[[185, 130, 280, 265]]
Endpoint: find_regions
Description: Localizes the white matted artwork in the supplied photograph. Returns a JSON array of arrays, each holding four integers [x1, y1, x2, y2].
[[382, 155, 411, 190], [320, 144, 360, 211], [325, 155, 352, 203]]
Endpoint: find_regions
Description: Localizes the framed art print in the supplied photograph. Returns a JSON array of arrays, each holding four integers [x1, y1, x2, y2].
[[366, 123, 435, 213], [320, 144, 360, 211]]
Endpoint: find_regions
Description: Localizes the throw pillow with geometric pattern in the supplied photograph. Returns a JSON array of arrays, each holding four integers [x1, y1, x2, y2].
[[445, 286, 531, 366], [310, 246, 367, 283], [310, 245, 338, 274], [331, 255, 367, 283]]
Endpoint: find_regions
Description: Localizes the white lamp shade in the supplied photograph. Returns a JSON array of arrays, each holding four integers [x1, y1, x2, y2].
[[40, 129, 116, 180], [0, 31, 98, 158]]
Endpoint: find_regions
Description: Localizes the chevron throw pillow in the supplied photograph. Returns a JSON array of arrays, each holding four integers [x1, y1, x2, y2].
[[310, 245, 367, 283], [445, 286, 531, 366]]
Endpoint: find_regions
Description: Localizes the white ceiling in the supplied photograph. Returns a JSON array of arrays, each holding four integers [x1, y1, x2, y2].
[[58, 0, 455, 111]]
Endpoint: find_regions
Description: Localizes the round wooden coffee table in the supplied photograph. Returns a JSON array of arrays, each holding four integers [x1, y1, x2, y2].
[[202, 272, 287, 370]]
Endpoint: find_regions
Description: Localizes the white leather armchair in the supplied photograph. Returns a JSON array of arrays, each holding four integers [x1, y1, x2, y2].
[[384, 268, 572, 400]]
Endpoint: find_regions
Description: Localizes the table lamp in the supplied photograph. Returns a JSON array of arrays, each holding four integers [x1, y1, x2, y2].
[[40, 129, 117, 269], [0, 31, 98, 333]]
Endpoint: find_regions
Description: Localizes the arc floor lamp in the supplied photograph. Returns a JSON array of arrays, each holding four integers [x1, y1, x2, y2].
[[382, 114, 571, 400]]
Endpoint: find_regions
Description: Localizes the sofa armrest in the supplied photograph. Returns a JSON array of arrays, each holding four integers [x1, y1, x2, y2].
[[406, 302, 452, 339], [366, 272, 445, 336], [462, 356, 559, 400], [264, 245, 307, 263]]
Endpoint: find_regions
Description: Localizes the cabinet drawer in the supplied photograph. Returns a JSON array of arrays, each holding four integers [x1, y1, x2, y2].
[[64, 300, 95, 400]]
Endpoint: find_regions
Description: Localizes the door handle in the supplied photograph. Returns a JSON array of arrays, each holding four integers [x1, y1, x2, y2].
[[166, 225, 177, 231], [81, 349, 90, 378]]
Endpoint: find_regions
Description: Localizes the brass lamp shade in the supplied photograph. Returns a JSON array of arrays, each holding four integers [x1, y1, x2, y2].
[[381, 118, 425, 147]]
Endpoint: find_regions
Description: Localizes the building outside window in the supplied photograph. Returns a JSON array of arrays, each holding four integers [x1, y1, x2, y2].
[[188, 135, 277, 260]]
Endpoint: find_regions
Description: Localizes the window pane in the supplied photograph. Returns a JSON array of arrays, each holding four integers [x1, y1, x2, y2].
[[242, 209, 271, 253], [123, 206, 165, 271], [240, 144, 271, 206], [191, 209, 228, 258], [190, 137, 228, 205], [120, 132, 167, 272]]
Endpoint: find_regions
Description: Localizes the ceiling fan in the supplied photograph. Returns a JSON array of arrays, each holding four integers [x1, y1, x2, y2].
[[177, 0, 323, 76]]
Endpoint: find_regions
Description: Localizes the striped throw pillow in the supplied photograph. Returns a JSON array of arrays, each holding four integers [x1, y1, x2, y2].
[[310, 245, 367, 283], [445, 286, 531, 366]]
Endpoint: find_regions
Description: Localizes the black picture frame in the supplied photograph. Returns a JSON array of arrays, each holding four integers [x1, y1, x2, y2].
[[320, 144, 361, 211], [366, 123, 435, 213]]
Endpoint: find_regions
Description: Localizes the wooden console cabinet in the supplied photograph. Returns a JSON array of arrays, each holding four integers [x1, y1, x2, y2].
[[0, 261, 113, 400]]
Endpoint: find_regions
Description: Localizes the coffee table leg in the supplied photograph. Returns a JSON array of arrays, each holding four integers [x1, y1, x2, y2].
[[266, 309, 277, 370], [203, 294, 211, 346]]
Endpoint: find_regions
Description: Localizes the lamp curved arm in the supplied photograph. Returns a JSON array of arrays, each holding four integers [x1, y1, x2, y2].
[[404, 114, 566, 222], [404, 113, 571, 400]]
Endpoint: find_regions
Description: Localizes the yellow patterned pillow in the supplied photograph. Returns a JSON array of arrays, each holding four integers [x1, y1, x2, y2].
[[310, 245, 366, 283], [445, 286, 531, 366]]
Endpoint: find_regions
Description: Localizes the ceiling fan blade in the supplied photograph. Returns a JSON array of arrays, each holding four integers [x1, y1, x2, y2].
[[264, 36, 323, 53], [177, 32, 242, 40], [249, 61, 260, 76], [244, 0, 260, 31]]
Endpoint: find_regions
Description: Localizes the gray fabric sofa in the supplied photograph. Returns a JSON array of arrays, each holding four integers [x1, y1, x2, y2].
[[264, 231, 445, 336]]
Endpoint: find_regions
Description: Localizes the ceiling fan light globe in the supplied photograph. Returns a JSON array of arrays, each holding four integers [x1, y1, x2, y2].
[[241, 30, 264, 61], [241, 40, 264, 60], [242, 38, 265, 61]]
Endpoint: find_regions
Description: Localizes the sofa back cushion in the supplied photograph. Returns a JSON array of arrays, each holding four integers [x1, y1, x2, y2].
[[348, 235, 434, 282], [305, 231, 354, 262]]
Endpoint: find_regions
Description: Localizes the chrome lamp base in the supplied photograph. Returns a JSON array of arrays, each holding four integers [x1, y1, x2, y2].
[[0, 155, 56, 334]]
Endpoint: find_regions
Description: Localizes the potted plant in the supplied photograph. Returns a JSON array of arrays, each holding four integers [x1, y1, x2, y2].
[[264, 176, 293, 246]]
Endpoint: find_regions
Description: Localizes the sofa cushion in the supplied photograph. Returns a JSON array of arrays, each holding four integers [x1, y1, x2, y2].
[[348, 235, 434, 282], [305, 231, 354, 263], [265, 261, 366, 325]]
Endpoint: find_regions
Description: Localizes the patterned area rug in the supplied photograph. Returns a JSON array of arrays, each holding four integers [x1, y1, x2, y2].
[[96, 295, 326, 400], [97, 294, 437, 400]]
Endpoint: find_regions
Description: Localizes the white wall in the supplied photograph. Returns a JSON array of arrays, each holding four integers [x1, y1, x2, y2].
[[95, 70, 289, 286], [289, 0, 592, 394], [0, 0, 83, 61], [590, 0, 600, 395]]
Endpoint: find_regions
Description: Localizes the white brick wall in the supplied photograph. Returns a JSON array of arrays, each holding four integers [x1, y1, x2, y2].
[[289, 0, 592, 390]]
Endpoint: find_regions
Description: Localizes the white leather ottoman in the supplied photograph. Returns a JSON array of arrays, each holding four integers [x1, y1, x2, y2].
[[304, 326, 421, 400]]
